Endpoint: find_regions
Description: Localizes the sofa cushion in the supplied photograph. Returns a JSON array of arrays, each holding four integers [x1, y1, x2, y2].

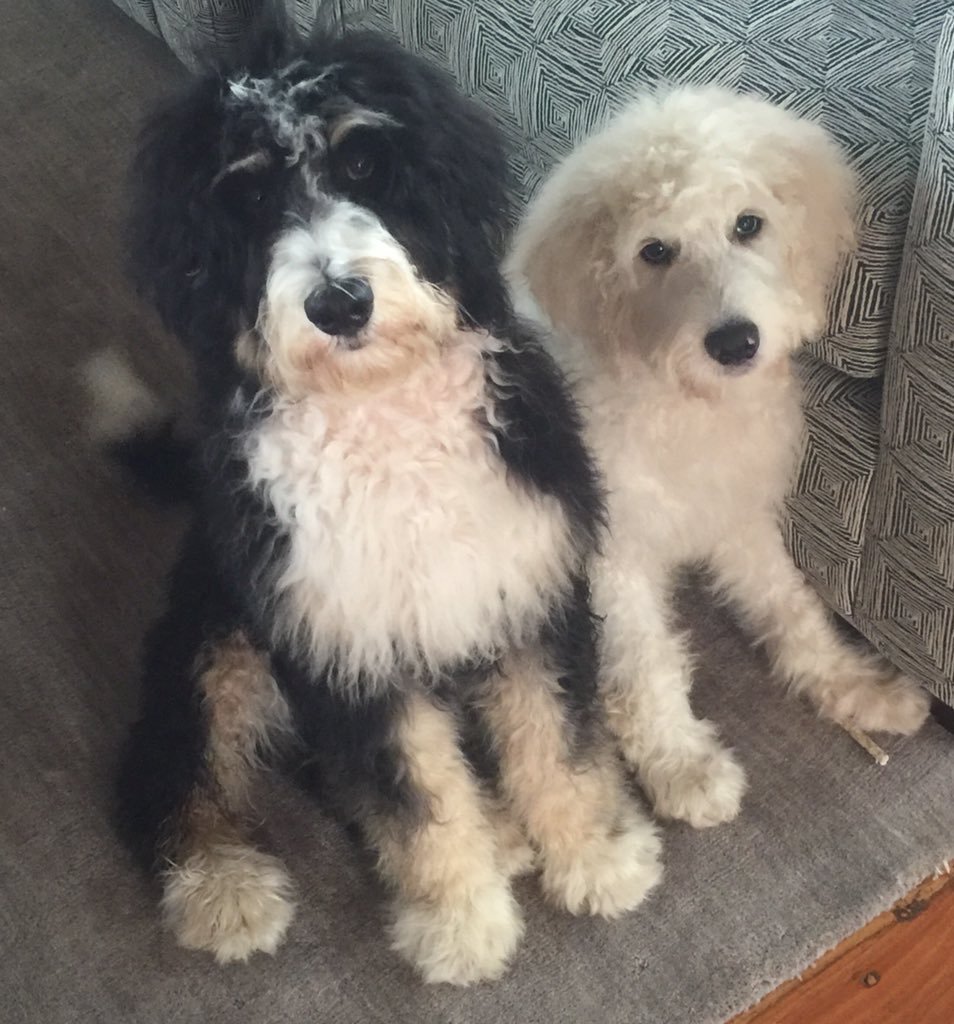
[[857, 10, 954, 705]]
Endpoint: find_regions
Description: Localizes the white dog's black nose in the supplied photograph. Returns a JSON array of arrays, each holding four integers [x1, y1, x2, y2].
[[704, 320, 760, 366], [304, 276, 374, 336]]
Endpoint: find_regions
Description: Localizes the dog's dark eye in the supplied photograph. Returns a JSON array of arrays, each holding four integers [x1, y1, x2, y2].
[[333, 129, 390, 192], [343, 149, 375, 181], [639, 240, 676, 266], [734, 214, 763, 241]]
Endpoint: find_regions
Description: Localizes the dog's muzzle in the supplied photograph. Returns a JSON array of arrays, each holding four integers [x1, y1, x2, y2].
[[703, 320, 760, 367], [304, 276, 374, 339]]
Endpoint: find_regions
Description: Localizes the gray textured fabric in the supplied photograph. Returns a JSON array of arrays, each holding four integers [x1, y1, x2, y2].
[[858, 11, 954, 708], [2, 4, 954, 1024]]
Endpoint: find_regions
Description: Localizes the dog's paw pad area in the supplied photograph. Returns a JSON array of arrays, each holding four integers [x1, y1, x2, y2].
[[389, 882, 524, 986], [161, 844, 295, 963]]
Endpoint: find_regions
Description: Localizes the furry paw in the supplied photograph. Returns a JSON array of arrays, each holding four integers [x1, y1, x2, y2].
[[541, 808, 662, 918], [161, 844, 294, 963], [390, 879, 524, 985], [643, 741, 748, 828], [816, 669, 930, 736]]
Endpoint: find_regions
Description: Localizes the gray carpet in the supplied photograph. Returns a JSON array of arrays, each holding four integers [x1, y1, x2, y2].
[[2, 2, 953, 1022]]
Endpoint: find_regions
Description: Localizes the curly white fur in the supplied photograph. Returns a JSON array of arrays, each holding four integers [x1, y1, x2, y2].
[[510, 87, 930, 828]]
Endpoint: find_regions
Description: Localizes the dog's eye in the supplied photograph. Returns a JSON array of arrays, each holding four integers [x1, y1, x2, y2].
[[639, 240, 676, 266], [343, 149, 375, 181], [734, 214, 763, 241], [333, 129, 390, 192]]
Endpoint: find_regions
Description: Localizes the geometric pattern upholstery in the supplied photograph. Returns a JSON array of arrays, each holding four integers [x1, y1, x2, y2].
[[109, 0, 954, 700], [785, 358, 883, 620], [857, 11, 954, 705]]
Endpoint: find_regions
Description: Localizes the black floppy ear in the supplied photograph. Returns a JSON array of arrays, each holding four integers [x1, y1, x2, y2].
[[127, 77, 263, 385], [397, 49, 513, 327], [433, 94, 513, 327], [128, 80, 225, 337]]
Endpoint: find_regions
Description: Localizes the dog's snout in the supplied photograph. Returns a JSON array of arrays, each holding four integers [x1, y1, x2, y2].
[[703, 320, 760, 367], [304, 276, 374, 336]]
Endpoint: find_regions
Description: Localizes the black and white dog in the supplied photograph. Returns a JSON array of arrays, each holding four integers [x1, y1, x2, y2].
[[110, 23, 660, 985]]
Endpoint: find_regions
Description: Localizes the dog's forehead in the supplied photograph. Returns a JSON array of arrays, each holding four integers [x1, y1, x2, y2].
[[225, 60, 393, 162], [226, 61, 334, 159]]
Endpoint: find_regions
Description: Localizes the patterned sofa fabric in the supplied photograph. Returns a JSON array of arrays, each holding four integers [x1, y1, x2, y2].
[[857, 10, 954, 706]]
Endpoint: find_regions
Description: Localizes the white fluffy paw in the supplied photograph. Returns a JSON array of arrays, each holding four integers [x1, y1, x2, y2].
[[816, 669, 931, 736], [161, 844, 294, 963], [644, 741, 748, 828], [390, 879, 524, 985], [541, 808, 662, 918]]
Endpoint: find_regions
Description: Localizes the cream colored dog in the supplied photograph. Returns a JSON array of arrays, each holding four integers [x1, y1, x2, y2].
[[509, 87, 930, 829]]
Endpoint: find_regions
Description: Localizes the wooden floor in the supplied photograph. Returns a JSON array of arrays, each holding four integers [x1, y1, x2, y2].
[[733, 870, 954, 1023]]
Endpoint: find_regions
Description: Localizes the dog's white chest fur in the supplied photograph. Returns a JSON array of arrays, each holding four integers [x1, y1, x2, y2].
[[246, 344, 572, 687], [556, 339, 804, 571]]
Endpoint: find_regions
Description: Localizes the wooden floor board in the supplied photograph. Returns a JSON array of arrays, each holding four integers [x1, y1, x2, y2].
[[734, 870, 954, 1024]]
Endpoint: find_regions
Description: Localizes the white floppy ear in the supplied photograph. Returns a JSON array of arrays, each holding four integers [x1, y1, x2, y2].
[[509, 166, 616, 344], [768, 120, 858, 335]]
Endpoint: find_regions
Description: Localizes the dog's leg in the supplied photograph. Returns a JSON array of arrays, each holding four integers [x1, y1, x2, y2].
[[361, 692, 523, 986], [599, 563, 748, 827], [482, 648, 662, 917], [119, 581, 295, 963], [711, 526, 930, 734], [158, 634, 295, 962]]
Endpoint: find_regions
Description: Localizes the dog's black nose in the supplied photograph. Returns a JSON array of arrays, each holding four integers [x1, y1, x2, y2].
[[704, 320, 760, 366], [304, 277, 374, 336]]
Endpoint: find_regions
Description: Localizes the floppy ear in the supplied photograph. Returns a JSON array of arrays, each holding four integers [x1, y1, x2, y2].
[[767, 119, 858, 335], [430, 92, 513, 326], [509, 158, 618, 345], [127, 81, 239, 346]]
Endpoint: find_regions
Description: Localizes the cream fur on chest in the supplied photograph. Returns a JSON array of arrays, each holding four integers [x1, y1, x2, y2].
[[566, 345, 805, 568], [245, 344, 573, 687]]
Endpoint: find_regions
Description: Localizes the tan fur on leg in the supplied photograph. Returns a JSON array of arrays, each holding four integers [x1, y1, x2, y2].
[[485, 795, 536, 879], [484, 651, 662, 917], [365, 693, 523, 986], [163, 633, 295, 963], [196, 632, 293, 808]]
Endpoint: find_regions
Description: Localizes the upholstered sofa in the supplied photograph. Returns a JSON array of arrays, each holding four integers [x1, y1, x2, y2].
[[109, 0, 954, 707]]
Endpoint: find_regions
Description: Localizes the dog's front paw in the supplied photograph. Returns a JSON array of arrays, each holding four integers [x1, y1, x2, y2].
[[541, 807, 662, 918], [644, 741, 748, 828], [390, 879, 524, 985], [817, 669, 930, 736], [161, 844, 295, 963]]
